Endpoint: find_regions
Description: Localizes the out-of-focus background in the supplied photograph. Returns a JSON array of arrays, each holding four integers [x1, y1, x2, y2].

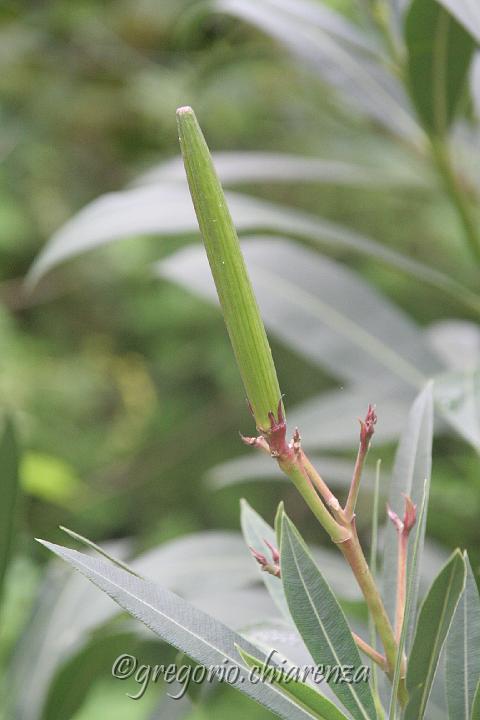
[[1, 0, 479, 718]]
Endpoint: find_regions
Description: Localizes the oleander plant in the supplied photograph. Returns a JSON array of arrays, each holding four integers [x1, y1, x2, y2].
[[34, 108, 480, 720], [2, 0, 480, 719]]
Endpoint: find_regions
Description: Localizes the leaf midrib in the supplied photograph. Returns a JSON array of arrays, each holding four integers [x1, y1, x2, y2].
[[285, 530, 373, 720]]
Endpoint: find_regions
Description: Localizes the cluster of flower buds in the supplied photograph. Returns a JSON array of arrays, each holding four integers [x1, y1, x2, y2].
[[249, 539, 281, 578]]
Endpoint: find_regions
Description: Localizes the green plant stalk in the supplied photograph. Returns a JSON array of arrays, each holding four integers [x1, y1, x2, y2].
[[431, 136, 480, 264], [176, 106, 282, 430], [278, 454, 350, 544], [340, 530, 408, 706], [352, 631, 388, 671], [394, 532, 408, 641], [369, 460, 383, 716], [345, 437, 369, 522]]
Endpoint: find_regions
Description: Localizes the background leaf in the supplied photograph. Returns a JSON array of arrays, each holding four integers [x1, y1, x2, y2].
[[406, 0, 475, 135], [435, 0, 480, 44], [405, 550, 466, 720], [445, 552, 480, 720], [134, 151, 419, 188], [0, 418, 19, 613], [157, 238, 440, 389], [383, 384, 434, 650], [472, 679, 480, 720], [214, 0, 421, 141]]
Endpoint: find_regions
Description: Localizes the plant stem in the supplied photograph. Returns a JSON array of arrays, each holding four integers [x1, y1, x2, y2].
[[431, 136, 480, 264], [339, 527, 408, 706], [395, 533, 408, 642], [369, 461, 382, 704], [341, 530, 396, 667], [345, 441, 369, 522], [345, 406, 376, 522], [277, 456, 351, 544], [352, 632, 388, 671], [300, 452, 348, 524]]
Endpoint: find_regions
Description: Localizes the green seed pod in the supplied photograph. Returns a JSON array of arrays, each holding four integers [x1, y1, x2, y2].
[[176, 106, 282, 430]]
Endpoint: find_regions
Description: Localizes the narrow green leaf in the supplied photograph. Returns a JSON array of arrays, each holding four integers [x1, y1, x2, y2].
[[405, 550, 466, 720], [405, 0, 475, 135], [280, 513, 377, 720], [445, 552, 480, 720], [237, 645, 349, 720], [240, 500, 290, 621], [434, 367, 480, 452], [158, 239, 439, 390], [215, 0, 421, 142], [383, 383, 434, 651], [472, 679, 480, 720], [0, 418, 19, 611], [59, 526, 142, 577], [435, 0, 480, 44], [136, 151, 422, 189], [28, 179, 480, 316], [37, 540, 319, 720], [274, 500, 284, 550], [208, 455, 374, 491], [176, 105, 281, 430]]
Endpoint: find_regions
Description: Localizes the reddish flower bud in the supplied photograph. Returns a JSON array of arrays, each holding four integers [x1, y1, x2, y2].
[[387, 505, 403, 533], [249, 546, 268, 567], [359, 404, 377, 449], [264, 539, 280, 564], [249, 543, 281, 578], [387, 495, 417, 536], [402, 495, 417, 533]]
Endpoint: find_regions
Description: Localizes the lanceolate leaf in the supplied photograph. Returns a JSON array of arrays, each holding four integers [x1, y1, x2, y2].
[[0, 418, 19, 611], [157, 239, 439, 390], [28, 180, 480, 316], [472, 680, 480, 720], [406, 0, 475, 135], [280, 514, 377, 720], [405, 550, 466, 720], [236, 646, 349, 720], [434, 367, 480, 452], [445, 552, 480, 720], [38, 541, 320, 720], [214, 0, 421, 142], [435, 0, 480, 44], [383, 384, 434, 651], [209, 454, 374, 491], [135, 151, 419, 188]]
